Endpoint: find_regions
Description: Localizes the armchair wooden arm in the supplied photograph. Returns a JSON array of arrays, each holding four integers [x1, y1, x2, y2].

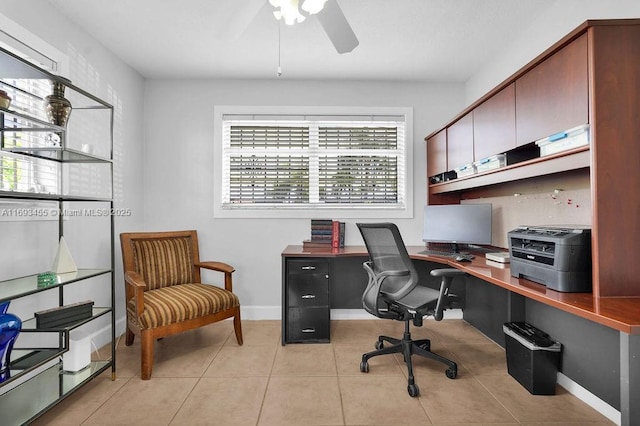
[[124, 270, 147, 315], [195, 261, 235, 292]]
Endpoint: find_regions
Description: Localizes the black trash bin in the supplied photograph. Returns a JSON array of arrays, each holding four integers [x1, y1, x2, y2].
[[503, 322, 562, 395]]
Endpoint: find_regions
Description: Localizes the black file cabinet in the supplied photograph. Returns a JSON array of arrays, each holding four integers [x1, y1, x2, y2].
[[283, 258, 330, 344]]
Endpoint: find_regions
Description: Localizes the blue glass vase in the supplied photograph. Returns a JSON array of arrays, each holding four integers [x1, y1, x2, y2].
[[0, 301, 22, 382]]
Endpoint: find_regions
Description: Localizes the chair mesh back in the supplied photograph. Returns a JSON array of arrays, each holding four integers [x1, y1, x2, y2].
[[131, 237, 195, 290], [358, 223, 418, 300]]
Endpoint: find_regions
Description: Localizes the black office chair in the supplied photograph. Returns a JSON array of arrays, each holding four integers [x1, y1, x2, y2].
[[357, 222, 466, 397]]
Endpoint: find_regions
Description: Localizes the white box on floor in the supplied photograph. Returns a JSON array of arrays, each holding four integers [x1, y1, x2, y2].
[[63, 331, 91, 372]]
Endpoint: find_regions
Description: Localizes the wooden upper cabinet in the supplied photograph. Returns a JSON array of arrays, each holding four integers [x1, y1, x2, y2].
[[473, 83, 516, 160], [446, 113, 474, 169], [515, 33, 589, 146], [426, 129, 447, 177]]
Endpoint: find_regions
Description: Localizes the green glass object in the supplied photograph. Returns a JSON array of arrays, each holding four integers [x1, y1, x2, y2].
[[37, 271, 57, 288]]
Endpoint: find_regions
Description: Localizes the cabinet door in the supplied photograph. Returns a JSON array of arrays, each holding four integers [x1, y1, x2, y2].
[[426, 129, 448, 176], [515, 34, 588, 146], [447, 113, 474, 169], [473, 83, 516, 160]]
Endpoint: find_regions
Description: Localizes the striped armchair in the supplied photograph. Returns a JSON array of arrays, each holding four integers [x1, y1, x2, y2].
[[120, 230, 242, 379]]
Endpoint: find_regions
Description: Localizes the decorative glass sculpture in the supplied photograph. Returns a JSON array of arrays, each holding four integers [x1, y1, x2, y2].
[[0, 301, 22, 382]]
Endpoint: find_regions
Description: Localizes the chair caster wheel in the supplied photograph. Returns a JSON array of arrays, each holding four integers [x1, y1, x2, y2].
[[407, 383, 420, 397], [445, 367, 457, 379], [360, 361, 369, 373], [375, 340, 384, 350]]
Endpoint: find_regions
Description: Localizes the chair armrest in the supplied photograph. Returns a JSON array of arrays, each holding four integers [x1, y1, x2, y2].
[[376, 269, 412, 300], [195, 261, 235, 274], [431, 268, 466, 320], [362, 262, 411, 317], [124, 271, 147, 315], [430, 268, 466, 278], [195, 261, 236, 292]]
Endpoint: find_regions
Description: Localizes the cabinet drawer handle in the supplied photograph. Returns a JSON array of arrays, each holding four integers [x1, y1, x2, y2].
[[301, 328, 316, 333], [301, 294, 316, 299], [301, 265, 316, 270]]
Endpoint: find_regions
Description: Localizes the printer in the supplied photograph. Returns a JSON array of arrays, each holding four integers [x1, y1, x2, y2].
[[508, 226, 592, 292]]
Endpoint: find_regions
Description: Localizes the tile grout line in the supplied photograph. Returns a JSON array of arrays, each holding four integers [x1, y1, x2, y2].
[[332, 342, 347, 426], [165, 333, 229, 426], [254, 335, 281, 426]]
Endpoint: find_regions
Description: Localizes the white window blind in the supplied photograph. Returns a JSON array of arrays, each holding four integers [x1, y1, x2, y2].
[[221, 116, 406, 209]]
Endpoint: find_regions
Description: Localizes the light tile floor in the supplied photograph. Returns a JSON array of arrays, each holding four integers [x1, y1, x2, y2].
[[33, 319, 614, 425]]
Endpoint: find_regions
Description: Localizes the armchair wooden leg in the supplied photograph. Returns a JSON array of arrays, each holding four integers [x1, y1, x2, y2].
[[125, 325, 135, 346], [233, 308, 243, 346], [140, 330, 154, 380]]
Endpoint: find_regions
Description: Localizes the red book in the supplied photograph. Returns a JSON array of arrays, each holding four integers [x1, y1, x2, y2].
[[332, 220, 340, 248]]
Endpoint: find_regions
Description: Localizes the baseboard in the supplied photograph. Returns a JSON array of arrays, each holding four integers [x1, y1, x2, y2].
[[557, 373, 621, 425], [240, 305, 281, 320]]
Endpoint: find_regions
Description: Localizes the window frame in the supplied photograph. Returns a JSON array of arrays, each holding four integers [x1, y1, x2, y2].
[[213, 106, 413, 219]]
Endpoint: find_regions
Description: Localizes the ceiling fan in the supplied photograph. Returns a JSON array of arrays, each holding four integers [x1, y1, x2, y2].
[[220, 0, 359, 54]]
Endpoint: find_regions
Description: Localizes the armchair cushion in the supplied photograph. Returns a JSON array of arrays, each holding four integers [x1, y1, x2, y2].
[[132, 237, 194, 290], [127, 283, 240, 329]]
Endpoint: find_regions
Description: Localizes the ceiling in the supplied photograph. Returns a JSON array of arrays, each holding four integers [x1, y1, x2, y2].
[[46, 0, 557, 82]]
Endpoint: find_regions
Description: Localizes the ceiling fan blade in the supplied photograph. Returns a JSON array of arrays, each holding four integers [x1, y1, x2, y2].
[[316, 0, 359, 54], [217, 0, 267, 40]]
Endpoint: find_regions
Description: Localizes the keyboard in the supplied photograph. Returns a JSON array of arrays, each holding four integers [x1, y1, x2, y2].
[[419, 250, 474, 261], [419, 249, 457, 257]]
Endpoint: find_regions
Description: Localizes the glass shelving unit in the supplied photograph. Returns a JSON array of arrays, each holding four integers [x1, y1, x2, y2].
[[0, 45, 115, 425]]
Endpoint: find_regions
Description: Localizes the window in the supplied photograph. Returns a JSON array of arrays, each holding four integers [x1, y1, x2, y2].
[[1, 78, 59, 194], [215, 106, 412, 218], [0, 16, 70, 218]]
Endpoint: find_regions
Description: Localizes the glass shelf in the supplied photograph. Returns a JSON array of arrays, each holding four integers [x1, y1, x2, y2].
[[21, 307, 111, 331], [3, 348, 63, 385], [0, 269, 111, 302], [1, 107, 112, 163], [0, 360, 112, 425], [0, 190, 112, 202], [3, 145, 112, 163], [0, 48, 112, 110]]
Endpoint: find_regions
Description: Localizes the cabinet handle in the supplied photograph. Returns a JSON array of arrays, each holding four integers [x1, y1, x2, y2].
[[301, 294, 316, 299], [301, 265, 316, 270], [302, 328, 316, 333]]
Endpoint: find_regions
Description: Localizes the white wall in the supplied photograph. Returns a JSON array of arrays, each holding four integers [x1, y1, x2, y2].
[[0, 1, 146, 341], [143, 78, 465, 316], [465, 0, 640, 106]]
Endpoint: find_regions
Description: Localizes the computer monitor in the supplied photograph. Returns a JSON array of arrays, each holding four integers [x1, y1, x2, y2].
[[422, 203, 492, 253]]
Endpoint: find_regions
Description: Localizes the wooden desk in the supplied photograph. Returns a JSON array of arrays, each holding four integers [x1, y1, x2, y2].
[[284, 244, 640, 335], [282, 245, 640, 425]]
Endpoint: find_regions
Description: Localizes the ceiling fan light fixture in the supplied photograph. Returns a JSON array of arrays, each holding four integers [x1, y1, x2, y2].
[[301, 0, 328, 15], [270, 0, 307, 25]]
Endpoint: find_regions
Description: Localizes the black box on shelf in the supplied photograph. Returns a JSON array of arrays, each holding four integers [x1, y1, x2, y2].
[[35, 300, 94, 329], [503, 322, 562, 395]]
